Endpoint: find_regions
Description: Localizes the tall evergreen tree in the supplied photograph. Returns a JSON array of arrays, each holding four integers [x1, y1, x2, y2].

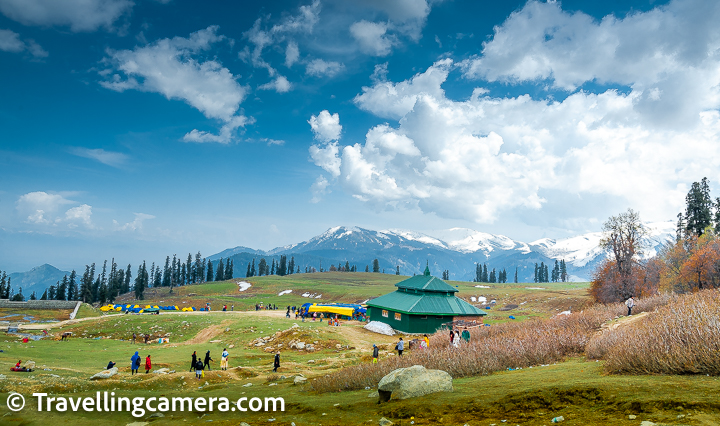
[[258, 258, 268, 276], [162, 256, 171, 287], [372, 259, 380, 273], [29, 291, 36, 300], [560, 259, 568, 282], [684, 177, 713, 237], [40, 289, 47, 300], [226, 259, 234, 279], [271, 259, 276, 275], [278, 255, 287, 276], [482, 264, 488, 283], [123, 264, 132, 294], [288, 257, 295, 275], [194, 252, 203, 284], [489, 268, 496, 283], [56, 274, 68, 301], [365, 265, 369, 272], [250, 258, 256, 277], [396, 265, 400, 275], [206, 260, 214, 282], [215, 258, 225, 281], [246, 262, 252, 278], [534, 263, 539, 283], [48, 285, 57, 300], [134, 262, 147, 300], [514, 267, 518, 283]]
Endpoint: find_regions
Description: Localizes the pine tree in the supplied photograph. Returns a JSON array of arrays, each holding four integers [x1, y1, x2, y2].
[[534, 263, 539, 283], [514, 267, 518, 283], [288, 257, 295, 275], [250, 258, 256, 277], [228, 259, 234, 279], [134, 262, 147, 300], [162, 256, 171, 287], [40, 290, 47, 300], [215, 258, 225, 281], [56, 275, 67, 301], [49, 285, 57, 300], [345, 261, 350, 272], [489, 268, 496, 283], [396, 265, 400, 275], [560, 259, 568, 282], [365, 265, 369, 272], [258, 258, 268, 276], [207, 260, 214, 282], [29, 291, 36, 300], [246, 262, 252, 278], [278, 256, 287, 276], [271, 259, 276, 275], [194, 252, 203, 284], [224, 258, 232, 279], [123, 265, 132, 295], [372, 259, 380, 273], [685, 178, 713, 237]]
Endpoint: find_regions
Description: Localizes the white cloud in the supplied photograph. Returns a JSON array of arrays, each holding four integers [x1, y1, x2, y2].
[[258, 75, 292, 93], [70, 147, 128, 167], [114, 212, 155, 232], [285, 41, 299, 67], [360, 0, 431, 41], [262, 138, 285, 146], [0, 0, 133, 32], [0, 29, 47, 58], [311, 18, 720, 226], [305, 59, 345, 77], [350, 20, 395, 56], [460, 0, 720, 128], [16, 192, 95, 228], [101, 26, 250, 144], [310, 175, 330, 203], [65, 204, 93, 228], [308, 110, 342, 142], [354, 58, 452, 119]]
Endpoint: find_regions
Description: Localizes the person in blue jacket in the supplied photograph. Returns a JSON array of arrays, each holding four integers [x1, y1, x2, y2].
[[131, 351, 140, 375]]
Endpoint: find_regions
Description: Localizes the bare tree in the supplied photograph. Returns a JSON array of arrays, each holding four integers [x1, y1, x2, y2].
[[599, 208, 647, 299]]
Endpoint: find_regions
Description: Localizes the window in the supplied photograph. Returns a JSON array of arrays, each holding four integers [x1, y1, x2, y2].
[[420, 316, 428, 319], [382, 310, 388, 318], [394, 313, 401, 321]]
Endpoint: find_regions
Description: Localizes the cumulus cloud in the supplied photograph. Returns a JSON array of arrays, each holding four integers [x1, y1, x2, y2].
[[113, 212, 155, 232], [0, 28, 47, 58], [309, 110, 342, 142], [100, 26, 249, 144], [460, 0, 720, 128], [0, 0, 133, 32], [305, 59, 345, 77], [310, 6, 720, 226], [350, 20, 395, 56], [354, 58, 452, 119], [70, 147, 128, 167], [16, 192, 94, 228], [258, 75, 292, 93], [310, 175, 330, 203]]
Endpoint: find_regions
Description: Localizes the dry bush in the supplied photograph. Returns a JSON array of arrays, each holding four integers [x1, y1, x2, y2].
[[587, 290, 720, 375], [310, 294, 674, 393]]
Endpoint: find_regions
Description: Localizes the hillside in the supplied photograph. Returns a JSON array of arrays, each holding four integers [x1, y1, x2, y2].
[[210, 222, 675, 282], [7, 263, 69, 298]]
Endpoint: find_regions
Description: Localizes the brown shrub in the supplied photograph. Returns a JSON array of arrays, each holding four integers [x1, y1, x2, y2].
[[309, 293, 675, 393], [587, 290, 720, 375]]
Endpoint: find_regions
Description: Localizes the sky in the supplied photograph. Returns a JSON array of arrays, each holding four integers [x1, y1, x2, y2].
[[2, 0, 719, 273]]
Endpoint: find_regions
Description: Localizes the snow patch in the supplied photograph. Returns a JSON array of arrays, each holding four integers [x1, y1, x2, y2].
[[363, 321, 395, 336], [237, 281, 252, 292], [525, 287, 545, 290], [477, 296, 487, 304], [474, 285, 490, 288], [557, 310, 571, 316], [278, 290, 292, 296]]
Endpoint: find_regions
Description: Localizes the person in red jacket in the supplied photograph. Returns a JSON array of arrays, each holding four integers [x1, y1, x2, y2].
[[145, 355, 152, 374]]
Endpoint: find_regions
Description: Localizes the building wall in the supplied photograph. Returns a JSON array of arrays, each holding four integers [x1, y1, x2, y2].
[[0, 299, 80, 310], [368, 306, 453, 334]]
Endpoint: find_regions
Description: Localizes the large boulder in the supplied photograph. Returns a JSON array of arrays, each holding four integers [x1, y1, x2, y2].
[[294, 376, 307, 385], [377, 365, 452, 402], [364, 321, 395, 336], [90, 367, 118, 380]]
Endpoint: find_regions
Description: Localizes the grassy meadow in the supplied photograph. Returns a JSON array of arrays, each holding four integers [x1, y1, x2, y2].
[[2, 273, 719, 425]]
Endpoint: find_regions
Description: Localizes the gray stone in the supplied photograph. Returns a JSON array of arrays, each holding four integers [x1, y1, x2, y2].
[[368, 391, 379, 398], [640, 422, 656, 426], [378, 365, 453, 402], [240, 423, 251, 426], [90, 367, 118, 380], [294, 376, 307, 385], [243, 383, 253, 387], [296, 342, 305, 349], [628, 415, 636, 420], [147, 412, 164, 418], [126, 422, 149, 426], [379, 417, 394, 426]]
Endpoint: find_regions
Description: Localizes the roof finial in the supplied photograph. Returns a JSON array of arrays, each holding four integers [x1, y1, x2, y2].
[[424, 261, 430, 276]]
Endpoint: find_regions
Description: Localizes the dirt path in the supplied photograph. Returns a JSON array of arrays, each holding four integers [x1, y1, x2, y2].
[[180, 320, 233, 345]]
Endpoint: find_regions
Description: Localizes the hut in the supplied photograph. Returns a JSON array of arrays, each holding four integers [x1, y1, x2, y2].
[[366, 266, 486, 334]]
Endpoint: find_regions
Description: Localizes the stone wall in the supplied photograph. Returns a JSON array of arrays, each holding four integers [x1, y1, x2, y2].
[[0, 299, 81, 310]]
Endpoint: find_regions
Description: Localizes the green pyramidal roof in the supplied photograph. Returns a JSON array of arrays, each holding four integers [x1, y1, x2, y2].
[[395, 274, 458, 293]]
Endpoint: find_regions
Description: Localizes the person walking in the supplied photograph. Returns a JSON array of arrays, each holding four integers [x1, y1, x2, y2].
[[372, 344, 379, 363], [231, 304, 234, 311], [130, 351, 140, 375], [204, 350, 213, 370], [190, 351, 197, 372], [449, 329, 455, 345], [423, 334, 430, 349], [144, 355, 152, 374], [221, 348, 229, 370], [396, 337, 404, 356], [286, 307, 291, 318], [452, 330, 461, 348], [132, 333, 136, 344], [273, 352, 280, 372], [626, 296, 635, 316], [461, 327, 470, 343], [195, 359, 204, 379]]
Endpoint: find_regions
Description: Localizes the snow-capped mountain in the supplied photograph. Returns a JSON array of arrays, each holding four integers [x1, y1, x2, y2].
[[212, 222, 676, 282]]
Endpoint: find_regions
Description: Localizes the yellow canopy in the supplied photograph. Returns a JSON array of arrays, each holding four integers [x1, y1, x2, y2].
[[307, 305, 355, 317]]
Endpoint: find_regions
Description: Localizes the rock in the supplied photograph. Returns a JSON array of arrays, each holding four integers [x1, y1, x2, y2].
[[296, 342, 305, 349], [280, 375, 286, 379], [336, 344, 342, 349], [364, 321, 396, 336], [126, 422, 150, 426], [377, 365, 453, 402], [368, 391, 379, 398], [294, 376, 307, 385], [240, 423, 251, 426], [147, 412, 164, 419], [307, 360, 315, 364], [551, 416, 564, 423], [640, 422, 656, 426], [154, 368, 170, 374], [229, 344, 235, 349], [90, 367, 118, 380], [268, 383, 277, 386], [379, 417, 394, 426], [243, 383, 253, 387], [23, 360, 36, 370], [628, 415, 637, 420]]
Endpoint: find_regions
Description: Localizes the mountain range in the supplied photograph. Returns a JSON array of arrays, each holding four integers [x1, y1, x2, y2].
[[5, 222, 676, 295], [211, 221, 676, 282]]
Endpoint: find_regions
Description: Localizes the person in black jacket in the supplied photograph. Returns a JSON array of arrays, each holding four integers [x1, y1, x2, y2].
[[106, 361, 116, 370], [204, 350, 213, 370], [273, 352, 280, 372], [372, 344, 379, 364], [190, 351, 197, 372]]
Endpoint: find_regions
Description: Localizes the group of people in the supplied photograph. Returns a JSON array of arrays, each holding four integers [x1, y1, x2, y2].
[[450, 327, 471, 348], [129, 351, 151, 374], [255, 303, 278, 311], [221, 304, 234, 311]]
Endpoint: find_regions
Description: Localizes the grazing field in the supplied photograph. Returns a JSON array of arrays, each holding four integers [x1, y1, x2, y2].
[[2, 275, 718, 425]]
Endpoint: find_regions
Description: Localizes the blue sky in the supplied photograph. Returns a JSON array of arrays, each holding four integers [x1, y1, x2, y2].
[[4, 0, 720, 273]]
